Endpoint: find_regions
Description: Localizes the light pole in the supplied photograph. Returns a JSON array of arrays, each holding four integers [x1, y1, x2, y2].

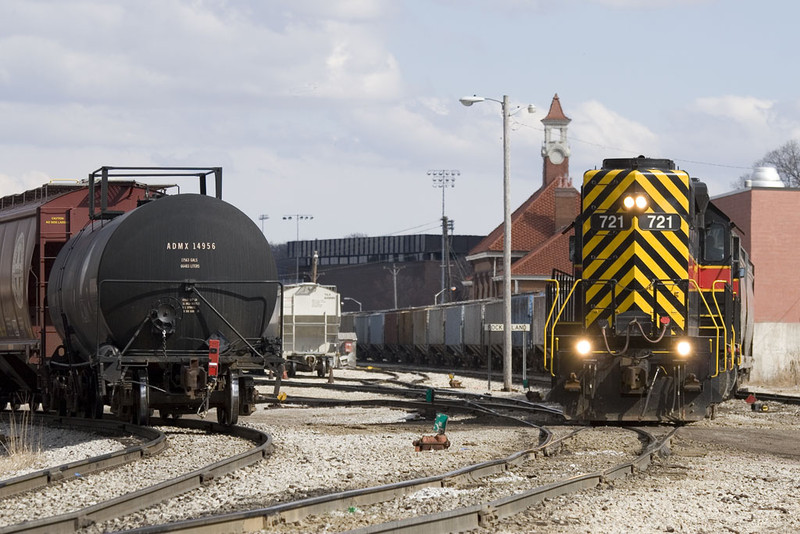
[[258, 214, 269, 234], [342, 297, 362, 311], [428, 169, 459, 303], [460, 94, 535, 392], [282, 214, 313, 283], [434, 286, 457, 305]]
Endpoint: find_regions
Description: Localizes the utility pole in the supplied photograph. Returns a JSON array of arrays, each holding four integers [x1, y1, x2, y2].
[[428, 169, 459, 303], [383, 263, 405, 309]]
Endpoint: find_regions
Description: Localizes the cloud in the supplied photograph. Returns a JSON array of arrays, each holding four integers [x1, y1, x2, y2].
[[569, 100, 660, 171], [693, 95, 775, 130]]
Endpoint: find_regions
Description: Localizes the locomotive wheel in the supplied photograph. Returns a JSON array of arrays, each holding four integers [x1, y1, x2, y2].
[[216, 369, 240, 426], [132, 371, 150, 426]]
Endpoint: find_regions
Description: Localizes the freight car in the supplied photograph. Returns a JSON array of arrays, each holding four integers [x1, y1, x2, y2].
[[545, 157, 754, 422], [341, 293, 547, 373], [282, 283, 353, 376], [0, 167, 283, 425]]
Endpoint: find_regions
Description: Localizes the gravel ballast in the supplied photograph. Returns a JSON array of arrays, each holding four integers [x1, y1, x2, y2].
[[3, 370, 799, 533]]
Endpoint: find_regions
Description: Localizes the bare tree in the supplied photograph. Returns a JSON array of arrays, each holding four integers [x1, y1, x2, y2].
[[753, 140, 800, 186]]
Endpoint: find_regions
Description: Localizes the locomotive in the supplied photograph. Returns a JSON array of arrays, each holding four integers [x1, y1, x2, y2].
[[545, 157, 754, 422], [0, 167, 283, 425]]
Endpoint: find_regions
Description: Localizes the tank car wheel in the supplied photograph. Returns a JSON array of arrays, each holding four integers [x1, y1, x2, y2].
[[159, 410, 181, 420], [273, 364, 284, 397], [84, 370, 104, 419], [286, 361, 297, 378], [317, 358, 330, 378], [132, 371, 150, 426], [217, 370, 240, 426]]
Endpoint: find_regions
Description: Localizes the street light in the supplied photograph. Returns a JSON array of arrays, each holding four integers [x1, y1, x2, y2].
[[459, 94, 535, 392], [428, 169, 459, 302], [282, 214, 313, 283], [342, 297, 362, 311], [434, 286, 457, 305]]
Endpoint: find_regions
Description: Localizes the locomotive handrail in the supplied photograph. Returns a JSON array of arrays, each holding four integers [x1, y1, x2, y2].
[[543, 278, 559, 375], [711, 280, 734, 372], [662, 278, 724, 377], [544, 278, 583, 376]]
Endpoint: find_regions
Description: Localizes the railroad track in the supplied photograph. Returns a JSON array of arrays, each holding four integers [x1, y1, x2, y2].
[[114, 384, 675, 534], [0, 418, 273, 534], [734, 388, 800, 406], [0, 415, 166, 500]]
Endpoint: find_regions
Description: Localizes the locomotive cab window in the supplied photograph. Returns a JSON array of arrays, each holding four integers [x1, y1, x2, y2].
[[703, 223, 727, 263]]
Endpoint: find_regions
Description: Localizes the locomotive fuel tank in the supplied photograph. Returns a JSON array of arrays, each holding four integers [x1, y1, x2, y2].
[[47, 193, 278, 368]]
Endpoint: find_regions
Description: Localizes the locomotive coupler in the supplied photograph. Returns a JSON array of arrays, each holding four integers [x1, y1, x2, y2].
[[565, 372, 581, 392], [683, 373, 702, 392], [621, 361, 648, 393]]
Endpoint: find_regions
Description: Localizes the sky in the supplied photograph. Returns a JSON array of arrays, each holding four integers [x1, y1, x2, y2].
[[1, 0, 799, 245]]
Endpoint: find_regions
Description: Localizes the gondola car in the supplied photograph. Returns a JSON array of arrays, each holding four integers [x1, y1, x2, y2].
[[544, 157, 754, 422]]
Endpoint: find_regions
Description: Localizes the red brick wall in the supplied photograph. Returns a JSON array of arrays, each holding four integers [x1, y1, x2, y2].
[[714, 188, 800, 323]]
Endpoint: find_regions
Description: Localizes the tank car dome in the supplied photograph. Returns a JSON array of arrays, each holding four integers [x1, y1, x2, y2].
[[745, 166, 784, 188]]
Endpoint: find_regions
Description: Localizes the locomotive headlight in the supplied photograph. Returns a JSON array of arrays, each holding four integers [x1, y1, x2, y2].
[[623, 196, 635, 209], [576, 339, 592, 357], [676, 340, 692, 358], [623, 195, 648, 210]]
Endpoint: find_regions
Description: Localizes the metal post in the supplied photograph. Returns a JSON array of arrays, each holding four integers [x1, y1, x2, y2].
[[282, 214, 313, 283], [502, 94, 513, 392], [522, 330, 528, 390], [429, 170, 459, 303]]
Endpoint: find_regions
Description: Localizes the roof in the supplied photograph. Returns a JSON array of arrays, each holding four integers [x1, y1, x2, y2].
[[468, 175, 578, 256], [541, 94, 570, 123], [511, 231, 574, 276]]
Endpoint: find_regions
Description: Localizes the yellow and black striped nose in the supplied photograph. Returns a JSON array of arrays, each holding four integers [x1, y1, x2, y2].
[[581, 167, 690, 330]]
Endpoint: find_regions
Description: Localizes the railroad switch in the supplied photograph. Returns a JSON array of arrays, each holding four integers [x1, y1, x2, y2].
[[751, 402, 769, 412], [413, 434, 450, 451]]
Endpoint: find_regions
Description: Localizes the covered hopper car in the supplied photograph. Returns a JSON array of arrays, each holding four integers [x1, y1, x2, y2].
[[341, 293, 547, 373]]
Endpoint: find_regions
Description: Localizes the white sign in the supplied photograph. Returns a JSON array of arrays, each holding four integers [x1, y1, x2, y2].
[[486, 323, 530, 332]]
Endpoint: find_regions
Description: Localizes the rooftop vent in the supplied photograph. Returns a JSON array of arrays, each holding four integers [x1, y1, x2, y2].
[[745, 167, 785, 188]]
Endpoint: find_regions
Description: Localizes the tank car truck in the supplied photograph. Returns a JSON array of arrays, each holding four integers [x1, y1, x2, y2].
[[544, 157, 754, 422]]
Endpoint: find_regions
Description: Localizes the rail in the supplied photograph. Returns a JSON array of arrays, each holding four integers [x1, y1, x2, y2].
[[0, 419, 273, 534], [0, 415, 166, 500]]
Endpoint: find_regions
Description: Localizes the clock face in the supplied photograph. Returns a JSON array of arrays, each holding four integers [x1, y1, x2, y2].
[[549, 148, 564, 165]]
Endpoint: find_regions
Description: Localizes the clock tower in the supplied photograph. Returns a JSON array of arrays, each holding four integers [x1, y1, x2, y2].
[[541, 94, 571, 186]]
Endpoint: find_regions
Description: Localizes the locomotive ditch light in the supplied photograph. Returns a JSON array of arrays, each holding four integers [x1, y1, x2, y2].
[[676, 340, 692, 358], [576, 339, 592, 357]]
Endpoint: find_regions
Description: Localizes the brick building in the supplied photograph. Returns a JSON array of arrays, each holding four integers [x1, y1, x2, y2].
[[466, 94, 580, 298], [713, 177, 800, 384]]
